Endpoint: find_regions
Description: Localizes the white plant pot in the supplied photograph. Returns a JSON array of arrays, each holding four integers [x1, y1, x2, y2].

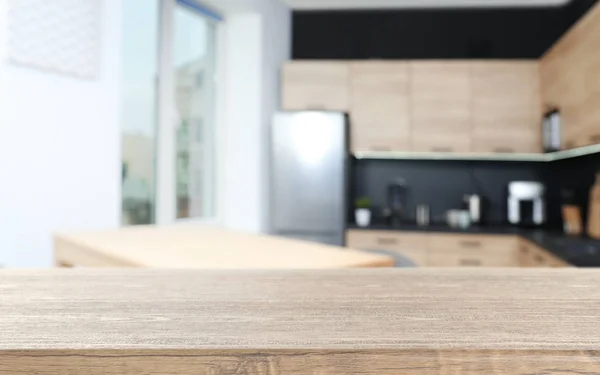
[[355, 208, 371, 228]]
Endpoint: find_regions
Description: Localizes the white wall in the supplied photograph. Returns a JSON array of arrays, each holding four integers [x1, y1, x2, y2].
[[214, 0, 291, 233], [0, 0, 122, 267], [0, 0, 289, 266]]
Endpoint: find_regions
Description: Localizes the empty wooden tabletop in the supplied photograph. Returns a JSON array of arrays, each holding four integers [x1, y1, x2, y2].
[[1, 269, 600, 374], [54, 225, 394, 268]]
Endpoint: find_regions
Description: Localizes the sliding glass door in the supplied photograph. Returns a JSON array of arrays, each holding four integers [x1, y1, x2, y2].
[[121, 0, 220, 225], [172, 3, 218, 220]]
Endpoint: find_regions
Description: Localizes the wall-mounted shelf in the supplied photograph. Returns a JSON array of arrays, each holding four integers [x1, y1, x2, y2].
[[353, 143, 600, 162]]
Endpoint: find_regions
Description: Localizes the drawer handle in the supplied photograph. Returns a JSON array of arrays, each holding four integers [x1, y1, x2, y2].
[[590, 134, 600, 143], [493, 147, 515, 153], [460, 258, 482, 266], [460, 240, 482, 248], [431, 147, 453, 153], [377, 237, 398, 245]]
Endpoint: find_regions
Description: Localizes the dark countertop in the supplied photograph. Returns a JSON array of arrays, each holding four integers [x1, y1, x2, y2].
[[347, 224, 600, 268]]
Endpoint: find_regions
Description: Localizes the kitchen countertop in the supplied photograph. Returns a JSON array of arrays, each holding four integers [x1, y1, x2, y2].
[[2, 269, 600, 373], [347, 224, 600, 267], [54, 225, 394, 269]]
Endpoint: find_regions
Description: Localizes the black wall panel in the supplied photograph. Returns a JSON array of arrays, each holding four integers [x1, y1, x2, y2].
[[292, 0, 597, 59]]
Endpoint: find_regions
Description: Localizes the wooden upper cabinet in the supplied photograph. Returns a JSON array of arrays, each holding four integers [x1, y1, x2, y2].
[[471, 61, 541, 123], [282, 61, 350, 111], [540, 1, 600, 150], [350, 61, 411, 152], [410, 61, 471, 152], [470, 61, 542, 153]]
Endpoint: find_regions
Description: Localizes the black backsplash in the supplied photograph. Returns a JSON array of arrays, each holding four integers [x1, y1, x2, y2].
[[293, 0, 597, 59], [351, 153, 600, 230], [551, 152, 600, 227]]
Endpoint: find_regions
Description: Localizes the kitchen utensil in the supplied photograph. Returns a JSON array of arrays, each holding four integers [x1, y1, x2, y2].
[[587, 174, 600, 239], [416, 205, 430, 226], [464, 194, 482, 224]]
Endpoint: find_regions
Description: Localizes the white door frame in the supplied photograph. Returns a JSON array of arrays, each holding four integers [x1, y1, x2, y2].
[[155, 0, 223, 225]]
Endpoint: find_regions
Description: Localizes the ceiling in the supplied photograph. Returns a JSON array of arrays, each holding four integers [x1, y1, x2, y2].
[[283, 0, 571, 10]]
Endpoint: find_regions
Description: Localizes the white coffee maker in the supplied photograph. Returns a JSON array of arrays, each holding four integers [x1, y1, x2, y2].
[[508, 181, 546, 226]]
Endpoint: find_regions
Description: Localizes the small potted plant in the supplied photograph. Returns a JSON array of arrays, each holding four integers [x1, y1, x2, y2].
[[355, 197, 372, 228]]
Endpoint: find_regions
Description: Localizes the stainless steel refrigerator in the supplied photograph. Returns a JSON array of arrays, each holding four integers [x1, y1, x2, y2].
[[270, 111, 348, 246]]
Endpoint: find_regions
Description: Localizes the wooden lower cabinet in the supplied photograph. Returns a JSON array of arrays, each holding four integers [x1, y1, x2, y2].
[[346, 230, 571, 268], [345, 230, 429, 266], [519, 239, 571, 268], [428, 234, 519, 267]]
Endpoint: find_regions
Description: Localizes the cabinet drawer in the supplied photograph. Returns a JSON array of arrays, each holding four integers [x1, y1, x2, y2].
[[346, 230, 429, 266], [429, 249, 517, 267], [428, 234, 519, 267], [428, 252, 510, 267], [429, 234, 518, 251], [346, 230, 428, 250]]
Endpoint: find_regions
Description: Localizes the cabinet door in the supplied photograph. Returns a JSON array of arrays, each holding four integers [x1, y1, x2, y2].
[[345, 230, 429, 266], [539, 6, 600, 150], [282, 61, 350, 111], [579, 66, 600, 147], [471, 126, 542, 154], [350, 62, 411, 152], [410, 61, 471, 152], [471, 61, 542, 153]]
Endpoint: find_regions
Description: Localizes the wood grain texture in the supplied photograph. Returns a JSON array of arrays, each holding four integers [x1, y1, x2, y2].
[[470, 61, 542, 154], [540, 1, 600, 149], [282, 61, 350, 111], [1, 269, 600, 374], [428, 233, 519, 267], [410, 61, 472, 152], [345, 230, 430, 266], [519, 238, 571, 268], [350, 61, 412, 152], [345, 230, 529, 268], [54, 225, 394, 269]]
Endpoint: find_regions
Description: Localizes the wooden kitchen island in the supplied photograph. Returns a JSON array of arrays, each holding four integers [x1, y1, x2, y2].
[[54, 225, 394, 268], [1, 268, 600, 374]]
